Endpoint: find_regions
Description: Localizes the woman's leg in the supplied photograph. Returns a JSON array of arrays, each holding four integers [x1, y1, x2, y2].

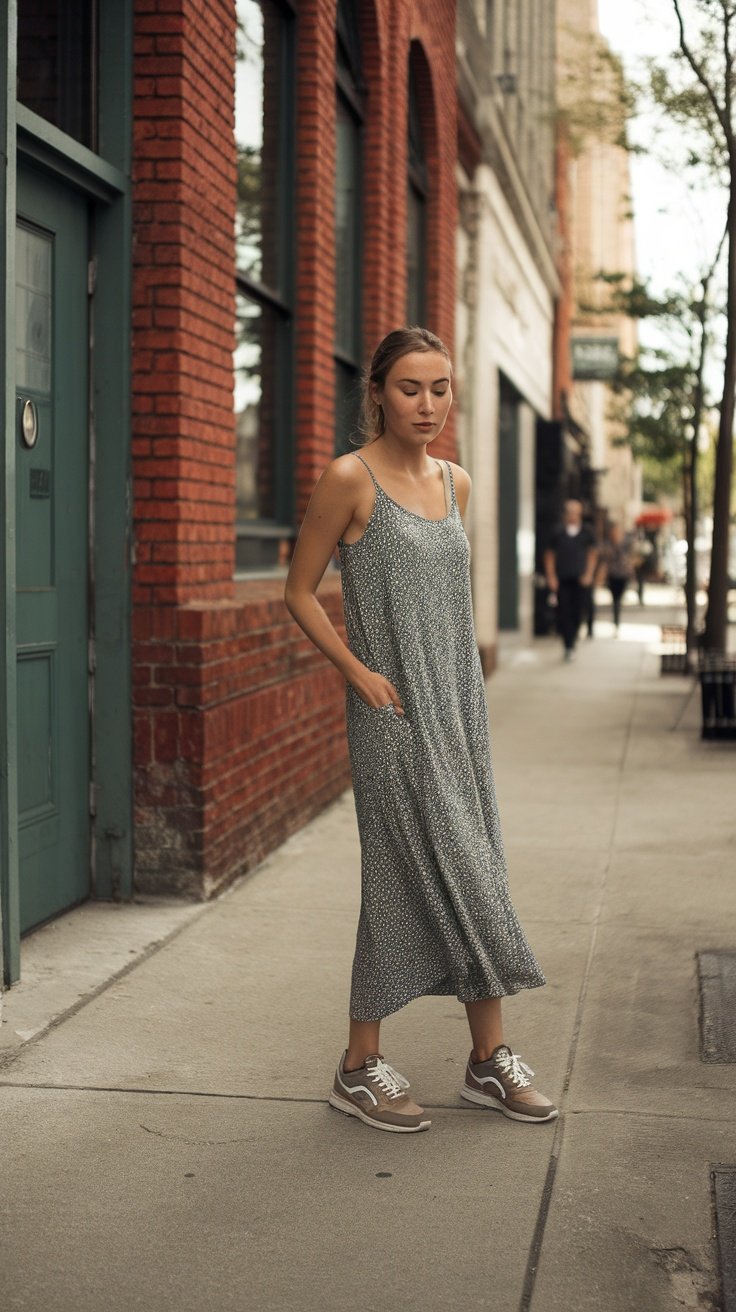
[[344, 1018, 382, 1071], [465, 997, 504, 1062], [610, 578, 625, 628]]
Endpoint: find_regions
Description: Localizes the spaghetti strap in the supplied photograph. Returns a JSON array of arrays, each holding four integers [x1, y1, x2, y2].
[[441, 459, 456, 513], [353, 451, 380, 490]]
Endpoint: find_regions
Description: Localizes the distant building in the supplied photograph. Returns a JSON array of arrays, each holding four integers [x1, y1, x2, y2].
[[455, 0, 559, 665], [555, 0, 641, 533]]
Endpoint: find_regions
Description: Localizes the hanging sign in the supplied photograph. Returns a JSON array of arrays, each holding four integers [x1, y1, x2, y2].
[[571, 336, 620, 380]]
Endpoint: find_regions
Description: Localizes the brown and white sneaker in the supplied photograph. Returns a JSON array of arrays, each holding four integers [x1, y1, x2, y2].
[[329, 1051, 431, 1133], [460, 1044, 558, 1123]]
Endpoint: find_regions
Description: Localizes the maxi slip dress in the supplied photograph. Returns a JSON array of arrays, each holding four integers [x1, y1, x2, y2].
[[337, 452, 547, 1023]]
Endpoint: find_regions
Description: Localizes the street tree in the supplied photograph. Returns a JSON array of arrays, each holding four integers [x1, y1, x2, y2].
[[666, 0, 736, 651], [590, 222, 724, 656]]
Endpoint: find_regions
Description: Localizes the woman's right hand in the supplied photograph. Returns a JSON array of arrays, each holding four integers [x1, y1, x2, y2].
[[349, 668, 405, 716]]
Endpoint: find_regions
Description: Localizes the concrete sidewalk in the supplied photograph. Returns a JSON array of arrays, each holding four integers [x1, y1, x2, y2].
[[1, 599, 734, 1311]]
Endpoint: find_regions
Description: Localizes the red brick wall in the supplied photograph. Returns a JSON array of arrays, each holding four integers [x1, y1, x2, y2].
[[132, 0, 458, 899], [132, 0, 236, 607], [133, 578, 348, 894]]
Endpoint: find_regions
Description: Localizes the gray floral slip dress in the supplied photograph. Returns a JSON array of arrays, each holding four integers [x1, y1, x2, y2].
[[337, 452, 546, 1023]]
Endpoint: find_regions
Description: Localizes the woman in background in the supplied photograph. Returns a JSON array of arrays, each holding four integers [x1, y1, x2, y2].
[[598, 523, 634, 635]]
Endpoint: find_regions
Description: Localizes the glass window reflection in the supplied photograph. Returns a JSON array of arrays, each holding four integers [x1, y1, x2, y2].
[[17, 0, 98, 150], [235, 0, 284, 293], [235, 290, 279, 523]]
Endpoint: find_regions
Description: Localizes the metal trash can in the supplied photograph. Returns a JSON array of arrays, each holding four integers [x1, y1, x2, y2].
[[699, 653, 736, 740], [660, 624, 689, 674]]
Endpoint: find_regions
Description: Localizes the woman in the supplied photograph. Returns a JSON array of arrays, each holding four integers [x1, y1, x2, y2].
[[284, 327, 556, 1134], [598, 523, 634, 634]]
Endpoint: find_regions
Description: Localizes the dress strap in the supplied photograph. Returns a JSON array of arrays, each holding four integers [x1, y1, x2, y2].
[[441, 459, 457, 512], [353, 451, 380, 490]]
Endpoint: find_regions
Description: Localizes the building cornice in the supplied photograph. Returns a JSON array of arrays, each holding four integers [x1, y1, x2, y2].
[[456, 39, 561, 299]]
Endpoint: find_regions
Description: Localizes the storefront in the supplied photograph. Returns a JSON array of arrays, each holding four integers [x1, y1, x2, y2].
[[0, 1, 133, 986], [1, 0, 458, 989]]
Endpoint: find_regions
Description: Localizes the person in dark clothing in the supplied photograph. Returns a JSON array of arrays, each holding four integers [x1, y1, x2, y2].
[[581, 516, 600, 639], [543, 500, 598, 661]]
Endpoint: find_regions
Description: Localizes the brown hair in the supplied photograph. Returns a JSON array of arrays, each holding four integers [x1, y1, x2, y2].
[[352, 325, 453, 446]]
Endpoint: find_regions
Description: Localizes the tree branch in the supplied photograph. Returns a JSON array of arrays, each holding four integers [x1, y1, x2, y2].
[[706, 214, 729, 287], [672, 0, 731, 143], [723, 0, 734, 140]]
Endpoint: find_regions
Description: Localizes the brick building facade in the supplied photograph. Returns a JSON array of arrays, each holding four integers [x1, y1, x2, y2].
[[131, 0, 458, 899]]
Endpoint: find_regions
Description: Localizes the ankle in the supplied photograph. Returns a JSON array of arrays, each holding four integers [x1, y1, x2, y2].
[[471, 1043, 502, 1065], [343, 1051, 370, 1073]]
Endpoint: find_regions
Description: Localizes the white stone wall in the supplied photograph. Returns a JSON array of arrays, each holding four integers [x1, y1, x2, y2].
[[456, 164, 555, 654]]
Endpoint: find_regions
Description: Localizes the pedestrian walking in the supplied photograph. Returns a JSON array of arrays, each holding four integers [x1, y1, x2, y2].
[[284, 327, 556, 1134], [581, 514, 600, 640], [543, 501, 598, 661], [597, 523, 634, 635], [632, 534, 654, 605]]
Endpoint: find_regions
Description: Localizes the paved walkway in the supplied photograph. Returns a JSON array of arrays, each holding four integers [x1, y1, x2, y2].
[[1, 593, 734, 1311]]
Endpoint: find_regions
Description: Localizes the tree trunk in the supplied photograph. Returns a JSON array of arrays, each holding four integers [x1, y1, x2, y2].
[[684, 447, 697, 659], [704, 172, 736, 652], [686, 287, 709, 660]]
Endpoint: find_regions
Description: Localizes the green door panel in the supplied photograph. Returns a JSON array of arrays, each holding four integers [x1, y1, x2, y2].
[[16, 166, 90, 932]]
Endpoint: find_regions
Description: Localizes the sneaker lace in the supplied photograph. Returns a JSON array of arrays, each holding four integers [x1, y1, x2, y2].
[[496, 1049, 534, 1089], [367, 1058, 408, 1100]]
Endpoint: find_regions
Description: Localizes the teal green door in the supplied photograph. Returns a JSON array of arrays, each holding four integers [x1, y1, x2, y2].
[[15, 166, 90, 933]]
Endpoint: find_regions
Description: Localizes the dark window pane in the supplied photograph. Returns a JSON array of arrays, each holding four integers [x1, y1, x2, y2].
[[235, 0, 286, 292], [334, 359, 362, 458], [336, 0, 361, 90], [233, 0, 294, 559], [17, 0, 97, 149], [407, 183, 426, 325], [407, 60, 427, 325], [408, 81, 426, 182], [335, 96, 361, 359], [235, 290, 282, 522]]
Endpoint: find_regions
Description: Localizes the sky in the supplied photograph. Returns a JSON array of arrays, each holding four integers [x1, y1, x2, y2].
[[596, 0, 728, 360]]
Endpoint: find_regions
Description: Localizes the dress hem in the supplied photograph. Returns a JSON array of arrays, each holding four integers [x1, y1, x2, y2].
[[349, 970, 547, 1025]]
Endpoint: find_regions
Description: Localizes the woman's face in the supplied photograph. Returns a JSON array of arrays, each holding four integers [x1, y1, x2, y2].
[[372, 350, 453, 445]]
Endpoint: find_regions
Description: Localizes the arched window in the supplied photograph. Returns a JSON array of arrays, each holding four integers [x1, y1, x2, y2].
[[407, 51, 428, 326], [334, 0, 364, 455]]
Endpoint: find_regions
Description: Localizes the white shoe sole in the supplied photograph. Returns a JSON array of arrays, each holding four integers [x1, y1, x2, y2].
[[328, 1090, 431, 1132], [460, 1085, 558, 1123]]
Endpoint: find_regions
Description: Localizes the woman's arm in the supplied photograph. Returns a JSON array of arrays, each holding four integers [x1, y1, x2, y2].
[[284, 458, 406, 712]]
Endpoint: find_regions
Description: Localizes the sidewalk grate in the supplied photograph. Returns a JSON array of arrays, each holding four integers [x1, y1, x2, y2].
[[712, 1168, 736, 1312], [698, 951, 736, 1062]]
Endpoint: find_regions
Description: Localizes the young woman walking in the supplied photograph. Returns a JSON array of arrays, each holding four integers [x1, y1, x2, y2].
[[284, 327, 556, 1134], [597, 523, 634, 635]]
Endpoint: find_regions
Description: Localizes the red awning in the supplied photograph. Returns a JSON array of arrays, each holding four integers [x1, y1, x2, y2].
[[635, 506, 673, 527]]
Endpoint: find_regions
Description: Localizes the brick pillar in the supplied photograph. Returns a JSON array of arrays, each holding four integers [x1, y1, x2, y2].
[[132, 0, 237, 607], [294, 0, 339, 517]]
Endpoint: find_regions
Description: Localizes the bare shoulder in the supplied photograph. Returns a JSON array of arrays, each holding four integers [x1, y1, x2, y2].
[[300, 451, 375, 539], [446, 459, 472, 515], [308, 450, 367, 503], [328, 449, 371, 488], [446, 459, 471, 493]]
